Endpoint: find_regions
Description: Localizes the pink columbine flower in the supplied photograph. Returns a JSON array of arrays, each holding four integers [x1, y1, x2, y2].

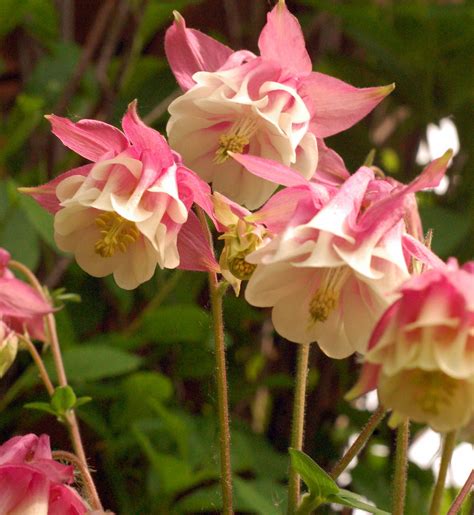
[[241, 151, 451, 358], [165, 1, 393, 208], [0, 248, 52, 343], [347, 259, 474, 433], [23, 102, 217, 290], [0, 434, 89, 514]]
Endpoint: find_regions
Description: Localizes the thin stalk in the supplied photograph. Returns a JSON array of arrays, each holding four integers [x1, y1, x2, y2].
[[429, 431, 457, 515], [19, 335, 55, 396], [196, 208, 233, 513], [9, 261, 103, 512], [392, 419, 410, 515], [287, 342, 311, 514], [448, 469, 474, 515], [331, 405, 386, 479], [52, 450, 101, 507]]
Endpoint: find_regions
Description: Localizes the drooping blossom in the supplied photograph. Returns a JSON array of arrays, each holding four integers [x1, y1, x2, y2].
[[22, 102, 217, 290], [240, 151, 451, 358], [347, 259, 474, 433], [0, 433, 89, 514], [165, 1, 393, 208], [0, 248, 52, 343]]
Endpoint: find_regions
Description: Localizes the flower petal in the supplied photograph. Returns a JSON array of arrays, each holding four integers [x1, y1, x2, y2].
[[302, 72, 394, 138], [258, 0, 312, 76], [165, 11, 234, 91], [46, 115, 128, 162]]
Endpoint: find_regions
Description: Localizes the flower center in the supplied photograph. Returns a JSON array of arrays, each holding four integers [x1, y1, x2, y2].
[[414, 370, 458, 415], [214, 117, 258, 164], [94, 212, 140, 258], [228, 255, 257, 280], [308, 267, 349, 323]]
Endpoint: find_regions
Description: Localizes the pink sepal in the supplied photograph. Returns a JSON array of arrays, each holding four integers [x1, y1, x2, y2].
[[345, 362, 381, 400], [302, 72, 395, 138], [122, 101, 174, 167], [402, 234, 446, 270], [20, 164, 93, 214], [258, 0, 312, 76], [177, 211, 219, 273], [46, 115, 128, 162], [313, 139, 350, 187], [164, 12, 233, 91], [0, 278, 52, 318], [230, 152, 310, 187]]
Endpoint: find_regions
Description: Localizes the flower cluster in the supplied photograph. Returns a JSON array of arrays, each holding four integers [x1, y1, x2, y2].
[[22, 0, 469, 437]]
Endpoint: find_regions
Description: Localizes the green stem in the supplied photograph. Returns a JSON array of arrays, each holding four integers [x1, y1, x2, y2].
[[331, 405, 386, 479], [429, 431, 457, 515], [392, 419, 410, 515], [287, 342, 311, 514], [197, 208, 233, 513]]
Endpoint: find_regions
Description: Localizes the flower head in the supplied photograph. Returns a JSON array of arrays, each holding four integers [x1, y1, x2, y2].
[[23, 102, 217, 289], [244, 152, 451, 358], [165, 1, 393, 208], [0, 434, 88, 514], [347, 259, 474, 432]]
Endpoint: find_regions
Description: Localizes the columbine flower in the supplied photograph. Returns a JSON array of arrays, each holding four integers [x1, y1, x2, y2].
[[22, 102, 217, 290], [0, 249, 52, 342], [243, 152, 451, 358], [0, 433, 89, 514], [165, 0, 393, 208], [347, 259, 474, 433]]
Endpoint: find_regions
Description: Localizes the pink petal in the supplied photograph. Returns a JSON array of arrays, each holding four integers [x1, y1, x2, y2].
[[0, 434, 38, 465], [0, 467, 49, 515], [164, 11, 234, 91], [177, 211, 219, 273], [48, 484, 88, 515], [313, 139, 350, 186], [258, 0, 312, 76], [230, 152, 311, 187], [402, 234, 446, 270], [46, 115, 128, 162], [0, 278, 52, 318], [302, 72, 394, 138], [345, 362, 381, 400], [177, 166, 215, 224], [19, 164, 93, 214], [121, 101, 174, 167]]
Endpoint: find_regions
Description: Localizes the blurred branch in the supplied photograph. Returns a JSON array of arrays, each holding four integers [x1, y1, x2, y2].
[[142, 89, 180, 125], [224, 0, 242, 48], [57, 0, 75, 42], [53, 0, 116, 116]]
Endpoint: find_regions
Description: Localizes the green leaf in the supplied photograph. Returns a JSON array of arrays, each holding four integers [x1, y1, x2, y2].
[[289, 449, 339, 499], [329, 489, 391, 515], [24, 401, 56, 416], [74, 396, 92, 408], [233, 477, 284, 515], [141, 304, 211, 344], [46, 345, 142, 383], [51, 385, 77, 413]]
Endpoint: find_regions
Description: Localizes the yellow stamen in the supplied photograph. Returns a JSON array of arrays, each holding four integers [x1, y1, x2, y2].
[[308, 267, 349, 323], [214, 117, 258, 164], [229, 256, 257, 280], [414, 370, 457, 416], [94, 212, 140, 258]]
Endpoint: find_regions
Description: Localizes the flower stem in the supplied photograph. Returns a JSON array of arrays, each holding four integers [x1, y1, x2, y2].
[[196, 208, 233, 513], [287, 342, 311, 515], [19, 335, 55, 396], [52, 450, 101, 508], [9, 260, 104, 512], [330, 405, 386, 479], [429, 431, 457, 515], [448, 469, 474, 515], [392, 418, 410, 515]]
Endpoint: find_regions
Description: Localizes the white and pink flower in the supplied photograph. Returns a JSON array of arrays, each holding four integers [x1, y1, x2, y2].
[[23, 102, 217, 290], [347, 259, 474, 432], [0, 434, 89, 514], [241, 151, 451, 358], [165, 1, 393, 208]]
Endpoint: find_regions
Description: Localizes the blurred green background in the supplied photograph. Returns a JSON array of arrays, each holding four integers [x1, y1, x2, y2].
[[0, 0, 472, 513]]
